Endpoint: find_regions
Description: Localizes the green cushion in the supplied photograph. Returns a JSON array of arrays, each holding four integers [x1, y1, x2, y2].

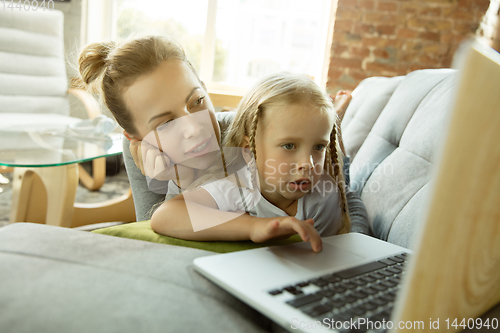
[[92, 221, 303, 253]]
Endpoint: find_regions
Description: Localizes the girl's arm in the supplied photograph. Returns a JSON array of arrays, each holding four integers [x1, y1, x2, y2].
[[150, 189, 323, 252]]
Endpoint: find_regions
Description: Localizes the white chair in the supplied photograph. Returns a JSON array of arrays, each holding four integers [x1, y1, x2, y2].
[[0, 9, 105, 190]]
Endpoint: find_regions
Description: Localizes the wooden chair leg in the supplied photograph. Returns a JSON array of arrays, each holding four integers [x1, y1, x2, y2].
[[11, 165, 78, 227], [71, 188, 136, 228], [10, 169, 45, 223], [78, 157, 106, 191], [10, 163, 134, 228]]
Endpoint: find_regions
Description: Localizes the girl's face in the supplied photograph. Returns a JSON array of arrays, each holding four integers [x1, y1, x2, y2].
[[123, 60, 220, 170], [252, 102, 333, 209]]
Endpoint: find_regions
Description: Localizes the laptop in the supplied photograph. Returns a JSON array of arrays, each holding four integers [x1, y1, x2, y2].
[[194, 39, 500, 332]]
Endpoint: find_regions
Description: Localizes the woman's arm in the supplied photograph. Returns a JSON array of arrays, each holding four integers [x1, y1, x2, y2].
[[122, 136, 166, 221]]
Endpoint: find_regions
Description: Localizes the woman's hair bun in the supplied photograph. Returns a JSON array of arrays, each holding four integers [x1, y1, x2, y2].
[[77, 41, 116, 87]]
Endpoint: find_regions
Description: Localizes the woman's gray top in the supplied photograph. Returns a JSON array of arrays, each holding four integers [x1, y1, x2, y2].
[[122, 111, 370, 234]]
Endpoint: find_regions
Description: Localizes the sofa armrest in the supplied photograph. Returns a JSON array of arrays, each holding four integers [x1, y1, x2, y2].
[[342, 69, 457, 249], [341, 76, 403, 160]]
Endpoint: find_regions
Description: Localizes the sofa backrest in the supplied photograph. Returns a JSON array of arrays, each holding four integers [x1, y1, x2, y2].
[[0, 9, 69, 115], [342, 69, 457, 249]]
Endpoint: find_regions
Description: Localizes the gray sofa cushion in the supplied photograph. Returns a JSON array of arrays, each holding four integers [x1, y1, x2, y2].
[[342, 69, 457, 249], [0, 223, 272, 333]]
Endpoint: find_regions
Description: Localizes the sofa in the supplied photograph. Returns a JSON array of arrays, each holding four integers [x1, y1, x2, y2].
[[0, 69, 497, 332]]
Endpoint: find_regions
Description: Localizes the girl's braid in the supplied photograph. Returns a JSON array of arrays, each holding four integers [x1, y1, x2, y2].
[[249, 106, 261, 160], [330, 122, 351, 234], [248, 106, 261, 190]]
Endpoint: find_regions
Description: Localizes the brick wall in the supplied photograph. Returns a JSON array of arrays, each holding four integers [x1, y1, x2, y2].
[[327, 0, 492, 92]]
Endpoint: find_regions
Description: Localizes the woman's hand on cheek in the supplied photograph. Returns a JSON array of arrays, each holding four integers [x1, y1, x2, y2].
[[130, 138, 184, 182], [249, 217, 323, 252], [142, 140, 172, 181], [129, 138, 145, 174]]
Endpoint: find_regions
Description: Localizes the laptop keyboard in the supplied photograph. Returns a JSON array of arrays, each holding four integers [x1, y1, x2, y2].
[[268, 252, 409, 332]]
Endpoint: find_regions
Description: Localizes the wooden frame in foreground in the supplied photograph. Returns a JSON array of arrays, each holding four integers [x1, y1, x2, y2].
[[392, 41, 500, 332]]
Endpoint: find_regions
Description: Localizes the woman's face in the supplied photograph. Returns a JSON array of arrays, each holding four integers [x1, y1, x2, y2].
[[123, 59, 220, 170]]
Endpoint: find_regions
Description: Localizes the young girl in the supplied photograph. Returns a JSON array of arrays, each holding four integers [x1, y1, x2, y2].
[[150, 73, 351, 250]]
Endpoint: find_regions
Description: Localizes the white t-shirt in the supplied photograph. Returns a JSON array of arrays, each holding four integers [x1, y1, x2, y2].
[[201, 165, 342, 237]]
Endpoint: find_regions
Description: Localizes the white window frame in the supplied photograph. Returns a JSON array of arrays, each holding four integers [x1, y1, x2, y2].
[[81, 0, 337, 96]]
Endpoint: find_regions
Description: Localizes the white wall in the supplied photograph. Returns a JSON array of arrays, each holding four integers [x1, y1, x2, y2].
[[53, 0, 109, 119], [54, 0, 83, 80]]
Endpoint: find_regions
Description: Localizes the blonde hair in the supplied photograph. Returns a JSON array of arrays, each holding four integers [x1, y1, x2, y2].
[[224, 72, 351, 234], [72, 35, 200, 135]]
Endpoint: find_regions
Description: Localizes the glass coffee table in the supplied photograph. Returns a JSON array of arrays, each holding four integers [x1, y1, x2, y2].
[[0, 113, 135, 228]]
